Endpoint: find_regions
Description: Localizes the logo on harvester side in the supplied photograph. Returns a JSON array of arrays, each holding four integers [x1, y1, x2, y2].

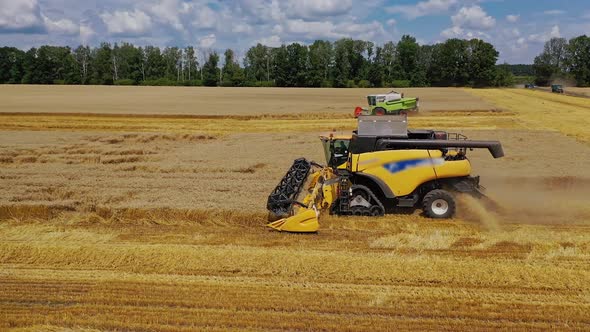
[[383, 158, 444, 174]]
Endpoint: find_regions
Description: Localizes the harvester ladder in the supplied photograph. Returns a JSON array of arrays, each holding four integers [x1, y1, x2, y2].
[[338, 175, 351, 214]]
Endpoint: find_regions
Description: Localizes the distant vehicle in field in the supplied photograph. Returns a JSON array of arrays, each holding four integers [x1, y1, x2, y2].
[[525, 84, 536, 89], [551, 84, 564, 93], [354, 91, 419, 117]]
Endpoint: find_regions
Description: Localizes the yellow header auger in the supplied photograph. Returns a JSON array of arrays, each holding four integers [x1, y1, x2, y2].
[[266, 115, 504, 232]]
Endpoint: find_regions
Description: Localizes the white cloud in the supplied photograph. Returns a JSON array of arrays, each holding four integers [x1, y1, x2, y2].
[[338, 20, 385, 40], [232, 22, 253, 34], [180, 2, 193, 15], [100, 9, 152, 36], [452, 6, 495, 30], [192, 5, 218, 29], [510, 28, 520, 37], [271, 24, 283, 34], [0, 0, 44, 32], [282, 19, 385, 41], [387, 0, 457, 19], [256, 35, 281, 47], [199, 33, 216, 48], [80, 24, 95, 44], [148, 0, 184, 31], [386, 18, 396, 26], [441, 26, 463, 38], [544, 10, 566, 16], [285, 19, 340, 39], [43, 15, 78, 35], [528, 25, 561, 43], [237, 0, 284, 24], [506, 14, 519, 23], [284, 0, 352, 19]]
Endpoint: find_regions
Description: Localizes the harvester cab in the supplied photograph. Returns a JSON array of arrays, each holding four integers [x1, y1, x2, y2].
[[320, 134, 351, 168], [267, 114, 504, 233]]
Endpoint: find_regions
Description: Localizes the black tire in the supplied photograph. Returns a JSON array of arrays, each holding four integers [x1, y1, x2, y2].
[[422, 189, 455, 219], [351, 207, 364, 216], [373, 107, 386, 116], [370, 205, 384, 216]]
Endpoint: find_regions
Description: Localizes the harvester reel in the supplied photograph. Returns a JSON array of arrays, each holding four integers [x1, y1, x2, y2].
[[266, 158, 313, 220]]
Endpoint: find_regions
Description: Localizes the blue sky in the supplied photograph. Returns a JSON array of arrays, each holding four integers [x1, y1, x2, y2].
[[0, 0, 588, 64]]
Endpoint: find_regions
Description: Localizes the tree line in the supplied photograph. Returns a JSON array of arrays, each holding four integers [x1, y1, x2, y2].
[[0, 35, 511, 88], [533, 35, 590, 86]]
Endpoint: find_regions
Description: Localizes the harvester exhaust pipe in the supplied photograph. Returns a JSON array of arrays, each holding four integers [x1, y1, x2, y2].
[[376, 139, 504, 158]]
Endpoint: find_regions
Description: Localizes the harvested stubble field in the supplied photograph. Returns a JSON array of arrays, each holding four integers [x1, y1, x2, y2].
[[536, 86, 590, 99], [1, 86, 590, 331], [565, 87, 590, 98], [0, 85, 496, 116]]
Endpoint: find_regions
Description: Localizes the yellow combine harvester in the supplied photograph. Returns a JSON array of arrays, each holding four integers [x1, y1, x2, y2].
[[266, 115, 504, 232]]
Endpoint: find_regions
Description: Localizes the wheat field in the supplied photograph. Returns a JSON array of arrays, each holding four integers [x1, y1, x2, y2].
[[1, 86, 589, 331]]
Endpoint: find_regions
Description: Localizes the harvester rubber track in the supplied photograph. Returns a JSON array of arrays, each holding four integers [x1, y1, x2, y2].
[[267, 158, 312, 219]]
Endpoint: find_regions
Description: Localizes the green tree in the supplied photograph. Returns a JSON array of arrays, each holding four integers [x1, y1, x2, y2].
[[162, 47, 182, 81], [332, 39, 352, 87], [395, 35, 419, 80], [467, 39, 499, 87], [116, 43, 142, 83], [184, 46, 198, 81], [244, 43, 271, 82], [202, 52, 219, 86], [430, 39, 470, 86], [308, 40, 332, 87], [143, 46, 165, 80], [21, 46, 76, 84], [92, 43, 114, 84], [494, 63, 515, 87], [285, 43, 308, 87], [533, 37, 568, 86], [222, 49, 245, 86], [565, 35, 590, 86], [368, 46, 384, 87], [73, 45, 92, 84], [0, 47, 25, 83], [381, 41, 396, 84], [272, 45, 289, 87], [350, 40, 369, 81], [412, 45, 435, 87]]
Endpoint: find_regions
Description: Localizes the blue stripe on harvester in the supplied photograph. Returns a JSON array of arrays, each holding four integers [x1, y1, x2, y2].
[[383, 158, 444, 174]]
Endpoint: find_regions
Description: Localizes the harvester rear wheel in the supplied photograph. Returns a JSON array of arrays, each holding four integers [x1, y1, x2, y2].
[[422, 189, 455, 219], [373, 107, 386, 116]]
